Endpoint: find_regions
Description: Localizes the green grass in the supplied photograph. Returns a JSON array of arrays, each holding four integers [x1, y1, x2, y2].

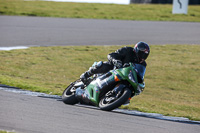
[[0, 45, 199, 121], [0, 0, 200, 22]]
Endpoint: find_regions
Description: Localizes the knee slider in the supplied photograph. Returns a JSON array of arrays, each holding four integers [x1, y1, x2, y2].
[[95, 61, 103, 69]]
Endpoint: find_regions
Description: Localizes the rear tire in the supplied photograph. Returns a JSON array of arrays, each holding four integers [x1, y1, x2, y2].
[[62, 80, 79, 105], [99, 88, 131, 111]]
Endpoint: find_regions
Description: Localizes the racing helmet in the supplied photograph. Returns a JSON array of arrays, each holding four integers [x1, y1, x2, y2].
[[134, 42, 150, 63]]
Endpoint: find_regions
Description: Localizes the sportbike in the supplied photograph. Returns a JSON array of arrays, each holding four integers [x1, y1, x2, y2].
[[62, 62, 145, 111]]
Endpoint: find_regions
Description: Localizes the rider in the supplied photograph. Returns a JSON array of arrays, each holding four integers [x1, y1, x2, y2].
[[80, 41, 150, 83]]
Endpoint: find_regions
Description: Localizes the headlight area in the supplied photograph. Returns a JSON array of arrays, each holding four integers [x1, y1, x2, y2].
[[128, 71, 145, 95]]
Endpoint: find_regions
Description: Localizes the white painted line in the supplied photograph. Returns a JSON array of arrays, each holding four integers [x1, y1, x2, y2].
[[114, 109, 200, 124], [0, 46, 29, 51], [0, 87, 61, 99]]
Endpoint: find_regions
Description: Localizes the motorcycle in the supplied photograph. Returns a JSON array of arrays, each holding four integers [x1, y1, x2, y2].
[[62, 62, 146, 111]]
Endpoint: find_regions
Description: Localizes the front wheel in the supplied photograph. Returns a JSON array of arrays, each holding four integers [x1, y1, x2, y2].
[[62, 80, 80, 105], [99, 88, 131, 111]]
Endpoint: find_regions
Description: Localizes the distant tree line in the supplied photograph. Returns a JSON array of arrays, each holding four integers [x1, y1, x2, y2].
[[131, 0, 200, 4]]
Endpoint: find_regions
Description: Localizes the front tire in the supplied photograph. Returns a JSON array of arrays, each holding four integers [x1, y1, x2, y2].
[[62, 80, 79, 105], [99, 88, 131, 111]]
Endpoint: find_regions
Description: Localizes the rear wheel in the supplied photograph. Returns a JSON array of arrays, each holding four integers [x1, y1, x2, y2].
[[62, 80, 80, 105], [99, 88, 131, 111]]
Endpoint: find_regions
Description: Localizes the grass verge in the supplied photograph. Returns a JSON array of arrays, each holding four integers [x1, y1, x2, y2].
[[0, 0, 200, 22], [0, 45, 199, 121]]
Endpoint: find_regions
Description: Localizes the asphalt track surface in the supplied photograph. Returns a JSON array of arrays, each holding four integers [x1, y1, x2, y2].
[[0, 90, 200, 133], [0, 15, 200, 46], [0, 16, 200, 133]]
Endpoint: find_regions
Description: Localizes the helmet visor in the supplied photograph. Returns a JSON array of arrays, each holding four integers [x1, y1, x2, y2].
[[138, 50, 149, 60]]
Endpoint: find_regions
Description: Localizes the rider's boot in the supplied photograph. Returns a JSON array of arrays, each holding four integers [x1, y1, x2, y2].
[[80, 61, 103, 84], [80, 71, 93, 84]]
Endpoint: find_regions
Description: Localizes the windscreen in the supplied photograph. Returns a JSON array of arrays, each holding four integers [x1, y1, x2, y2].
[[135, 64, 146, 80]]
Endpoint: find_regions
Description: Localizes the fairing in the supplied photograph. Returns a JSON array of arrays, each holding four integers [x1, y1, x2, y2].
[[135, 64, 146, 81]]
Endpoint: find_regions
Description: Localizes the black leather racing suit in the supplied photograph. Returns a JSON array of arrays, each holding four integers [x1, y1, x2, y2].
[[89, 46, 147, 75]]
